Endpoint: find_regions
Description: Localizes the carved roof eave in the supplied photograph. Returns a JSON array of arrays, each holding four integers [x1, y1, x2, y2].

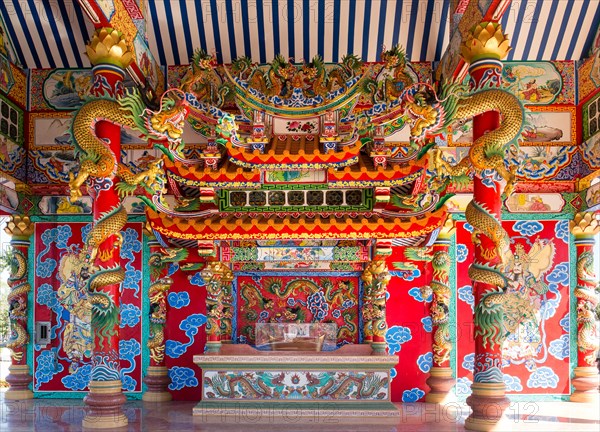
[[164, 158, 261, 188], [225, 140, 362, 169], [163, 153, 426, 189], [146, 207, 447, 241], [223, 66, 373, 117]]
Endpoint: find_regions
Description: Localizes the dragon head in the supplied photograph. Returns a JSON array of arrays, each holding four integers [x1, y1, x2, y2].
[[381, 45, 406, 70], [341, 54, 363, 74], [302, 55, 324, 80], [146, 89, 189, 143], [403, 84, 443, 140], [191, 48, 217, 72]]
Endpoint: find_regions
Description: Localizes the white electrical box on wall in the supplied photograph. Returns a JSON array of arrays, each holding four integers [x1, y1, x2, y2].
[[35, 321, 51, 346]]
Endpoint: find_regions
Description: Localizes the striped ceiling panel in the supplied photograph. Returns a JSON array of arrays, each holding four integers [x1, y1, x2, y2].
[[146, 0, 452, 64], [500, 0, 600, 61], [0, 1, 599, 69], [0, 0, 94, 69]]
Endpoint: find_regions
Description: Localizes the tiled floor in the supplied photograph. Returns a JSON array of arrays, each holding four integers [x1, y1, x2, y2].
[[0, 397, 599, 431]]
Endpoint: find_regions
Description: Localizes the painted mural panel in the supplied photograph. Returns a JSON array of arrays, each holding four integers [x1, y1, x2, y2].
[[33, 222, 144, 394], [507, 146, 580, 181], [455, 219, 571, 396], [450, 108, 575, 147], [502, 61, 574, 105], [505, 193, 566, 213], [236, 274, 361, 346]]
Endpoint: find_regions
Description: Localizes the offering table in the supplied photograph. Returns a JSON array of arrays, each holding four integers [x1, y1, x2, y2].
[[193, 344, 399, 422]]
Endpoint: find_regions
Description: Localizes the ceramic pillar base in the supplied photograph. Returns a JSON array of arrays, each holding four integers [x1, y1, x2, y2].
[[143, 366, 172, 402], [425, 367, 455, 404], [5, 364, 33, 400], [371, 342, 388, 355], [465, 382, 509, 432], [82, 380, 128, 429], [205, 341, 222, 353], [570, 367, 600, 403]]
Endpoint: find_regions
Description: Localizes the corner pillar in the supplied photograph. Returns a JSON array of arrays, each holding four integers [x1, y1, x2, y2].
[[142, 227, 173, 402], [200, 262, 234, 353], [425, 217, 456, 403], [570, 212, 600, 403], [362, 259, 391, 355], [4, 215, 34, 400]]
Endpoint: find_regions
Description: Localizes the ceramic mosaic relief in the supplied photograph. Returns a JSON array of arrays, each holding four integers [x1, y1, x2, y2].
[[33, 222, 144, 393], [202, 370, 390, 400], [455, 220, 571, 397], [236, 274, 362, 346]]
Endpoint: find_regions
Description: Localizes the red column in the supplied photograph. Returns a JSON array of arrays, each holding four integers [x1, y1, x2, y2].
[[463, 27, 511, 431], [570, 212, 600, 403], [81, 62, 128, 429], [4, 216, 34, 400]]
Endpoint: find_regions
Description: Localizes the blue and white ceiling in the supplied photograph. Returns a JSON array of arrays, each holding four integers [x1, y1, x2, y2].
[[1, 0, 599, 69]]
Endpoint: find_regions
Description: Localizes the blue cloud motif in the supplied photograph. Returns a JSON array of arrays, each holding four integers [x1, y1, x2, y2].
[[35, 256, 57, 279], [407, 287, 432, 303], [456, 244, 469, 263], [539, 283, 561, 320], [417, 352, 433, 373], [119, 304, 141, 328], [554, 220, 569, 244], [513, 221, 544, 237], [455, 377, 473, 397], [168, 291, 191, 309], [36, 225, 73, 278], [119, 338, 141, 390], [527, 367, 559, 389], [189, 272, 205, 287], [62, 364, 91, 391], [166, 314, 207, 358], [462, 353, 475, 372], [402, 387, 425, 402], [421, 316, 433, 333], [36, 283, 60, 310], [385, 326, 412, 355], [463, 223, 474, 233], [40, 225, 72, 250], [121, 374, 137, 392], [546, 263, 569, 286], [81, 223, 92, 244], [559, 314, 569, 333], [458, 285, 474, 312], [390, 368, 397, 381], [548, 334, 570, 360], [503, 374, 523, 392], [120, 228, 142, 261], [34, 349, 64, 390], [120, 338, 142, 361], [168, 367, 199, 390], [122, 262, 142, 297]]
